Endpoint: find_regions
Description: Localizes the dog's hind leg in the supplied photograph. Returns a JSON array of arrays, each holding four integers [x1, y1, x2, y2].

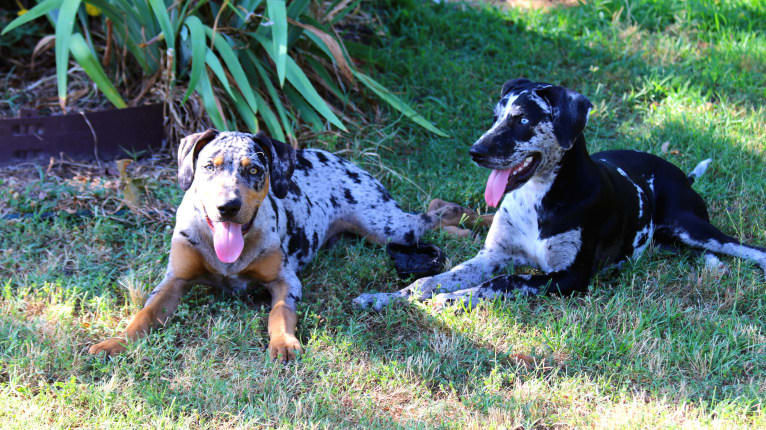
[[346, 200, 476, 246], [660, 212, 766, 276]]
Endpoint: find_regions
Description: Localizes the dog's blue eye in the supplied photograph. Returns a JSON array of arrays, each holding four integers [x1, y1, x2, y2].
[[204, 164, 214, 171], [521, 118, 529, 125]]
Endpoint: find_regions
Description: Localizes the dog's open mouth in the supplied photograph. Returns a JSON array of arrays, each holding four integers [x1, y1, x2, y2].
[[205, 214, 255, 263], [484, 153, 541, 207]]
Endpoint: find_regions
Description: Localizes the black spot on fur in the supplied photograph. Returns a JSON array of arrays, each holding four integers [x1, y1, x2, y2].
[[288, 293, 300, 303], [384, 225, 393, 236], [295, 152, 313, 171], [375, 183, 393, 202], [312, 232, 319, 251], [179, 230, 198, 246], [404, 230, 415, 244], [343, 188, 357, 204], [329, 196, 340, 208], [268, 195, 279, 226], [420, 214, 433, 224], [287, 180, 302, 196], [288, 227, 310, 258], [315, 151, 329, 164], [345, 169, 362, 184]]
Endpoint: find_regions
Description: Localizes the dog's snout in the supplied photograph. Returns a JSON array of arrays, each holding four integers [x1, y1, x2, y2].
[[469, 143, 491, 160], [217, 198, 242, 217]]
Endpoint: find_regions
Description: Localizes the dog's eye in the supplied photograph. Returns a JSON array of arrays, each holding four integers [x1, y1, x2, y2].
[[249, 167, 260, 176], [520, 118, 529, 125], [204, 164, 214, 172]]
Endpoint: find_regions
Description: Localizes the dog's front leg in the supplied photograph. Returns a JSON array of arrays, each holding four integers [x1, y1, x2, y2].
[[354, 248, 508, 311], [265, 270, 302, 361], [88, 239, 202, 356], [432, 269, 590, 309], [88, 277, 191, 356]]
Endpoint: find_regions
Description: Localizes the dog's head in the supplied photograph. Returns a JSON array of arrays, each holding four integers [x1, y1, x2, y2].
[[177, 130, 295, 262], [470, 78, 592, 206]]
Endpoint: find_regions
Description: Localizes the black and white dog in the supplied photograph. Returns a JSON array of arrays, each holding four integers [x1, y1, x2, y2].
[[354, 78, 766, 310]]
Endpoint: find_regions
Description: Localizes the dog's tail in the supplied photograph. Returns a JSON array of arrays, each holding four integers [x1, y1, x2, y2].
[[687, 158, 712, 184]]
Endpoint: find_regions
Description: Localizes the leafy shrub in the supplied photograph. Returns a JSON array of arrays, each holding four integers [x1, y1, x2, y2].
[[2, 0, 446, 142]]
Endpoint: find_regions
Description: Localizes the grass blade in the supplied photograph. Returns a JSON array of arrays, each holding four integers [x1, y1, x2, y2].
[[56, 0, 82, 111], [69, 33, 126, 108], [1, 0, 61, 35], [353, 71, 448, 137], [182, 15, 206, 103], [266, 0, 287, 87]]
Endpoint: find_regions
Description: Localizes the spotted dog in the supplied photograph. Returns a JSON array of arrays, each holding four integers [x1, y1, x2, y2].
[[354, 78, 766, 310], [88, 130, 467, 360]]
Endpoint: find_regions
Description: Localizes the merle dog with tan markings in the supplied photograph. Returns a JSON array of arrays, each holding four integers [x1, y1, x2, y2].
[[88, 130, 470, 361], [354, 78, 766, 310]]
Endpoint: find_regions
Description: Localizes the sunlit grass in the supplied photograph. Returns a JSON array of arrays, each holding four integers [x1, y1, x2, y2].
[[1, 0, 764, 427]]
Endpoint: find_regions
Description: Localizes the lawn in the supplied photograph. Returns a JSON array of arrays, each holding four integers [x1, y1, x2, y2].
[[1, 0, 765, 428]]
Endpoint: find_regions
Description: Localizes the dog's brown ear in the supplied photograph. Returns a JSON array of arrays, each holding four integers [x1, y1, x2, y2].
[[501, 78, 533, 97], [177, 129, 218, 190], [252, 131, 295, 199], [536, 86, 592, 150]]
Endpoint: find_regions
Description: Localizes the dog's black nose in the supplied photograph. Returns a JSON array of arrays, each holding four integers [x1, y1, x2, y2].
[[217, 198, 242, 217], [469, 144, 489, 159]]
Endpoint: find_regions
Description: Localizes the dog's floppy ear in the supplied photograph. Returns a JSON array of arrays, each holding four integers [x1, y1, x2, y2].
[[501, 78, 533, 97], [535, 85, 593, 150], [252, 131, 295, 199], [177, 129, 218, 190]]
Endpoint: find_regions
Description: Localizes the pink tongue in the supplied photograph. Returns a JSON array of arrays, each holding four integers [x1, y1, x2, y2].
[[484, 169, 512, 208], [212, 221, 244, 263]]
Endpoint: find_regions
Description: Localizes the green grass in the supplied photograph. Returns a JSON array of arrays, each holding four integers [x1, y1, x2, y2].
[[2, 0, 765, 427]]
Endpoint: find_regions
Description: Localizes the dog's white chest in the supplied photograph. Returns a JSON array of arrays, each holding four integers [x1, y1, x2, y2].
[[487, 180, 581, 273]]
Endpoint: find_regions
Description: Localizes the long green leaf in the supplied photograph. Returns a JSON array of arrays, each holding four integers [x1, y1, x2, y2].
[[55, 0, 82, 110], [148, 0, 175, 50], [183, 15, 206, 103], [69, 33, 126, 108], [1, 0, 61, 35], [284, 55, 346, 130], [353, 71, 449, 138], [197, 68, 226, 130], [229, 90, 258, 133], [284, 86, 323, 132], [204, 50, 235, 99], [255, 33, 345, 129], [247, 52, 290, 140], [252, 91, 285, 142], [266, 0, 287, 87], [206, 29, 260, 116]]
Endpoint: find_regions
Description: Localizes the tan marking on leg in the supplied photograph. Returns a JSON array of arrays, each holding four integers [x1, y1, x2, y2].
[[89, 240, 205, 357], [88, 277, 191, 356], [241, 248, 283, 283], [267, 280, 301, 361]]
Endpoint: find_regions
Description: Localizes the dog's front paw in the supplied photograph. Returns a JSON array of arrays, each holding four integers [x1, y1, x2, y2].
[[432, 289, 484, 310], [268, 333, 302, 362], [88, 337, 127, 356], [352, 292, 403, 311]]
